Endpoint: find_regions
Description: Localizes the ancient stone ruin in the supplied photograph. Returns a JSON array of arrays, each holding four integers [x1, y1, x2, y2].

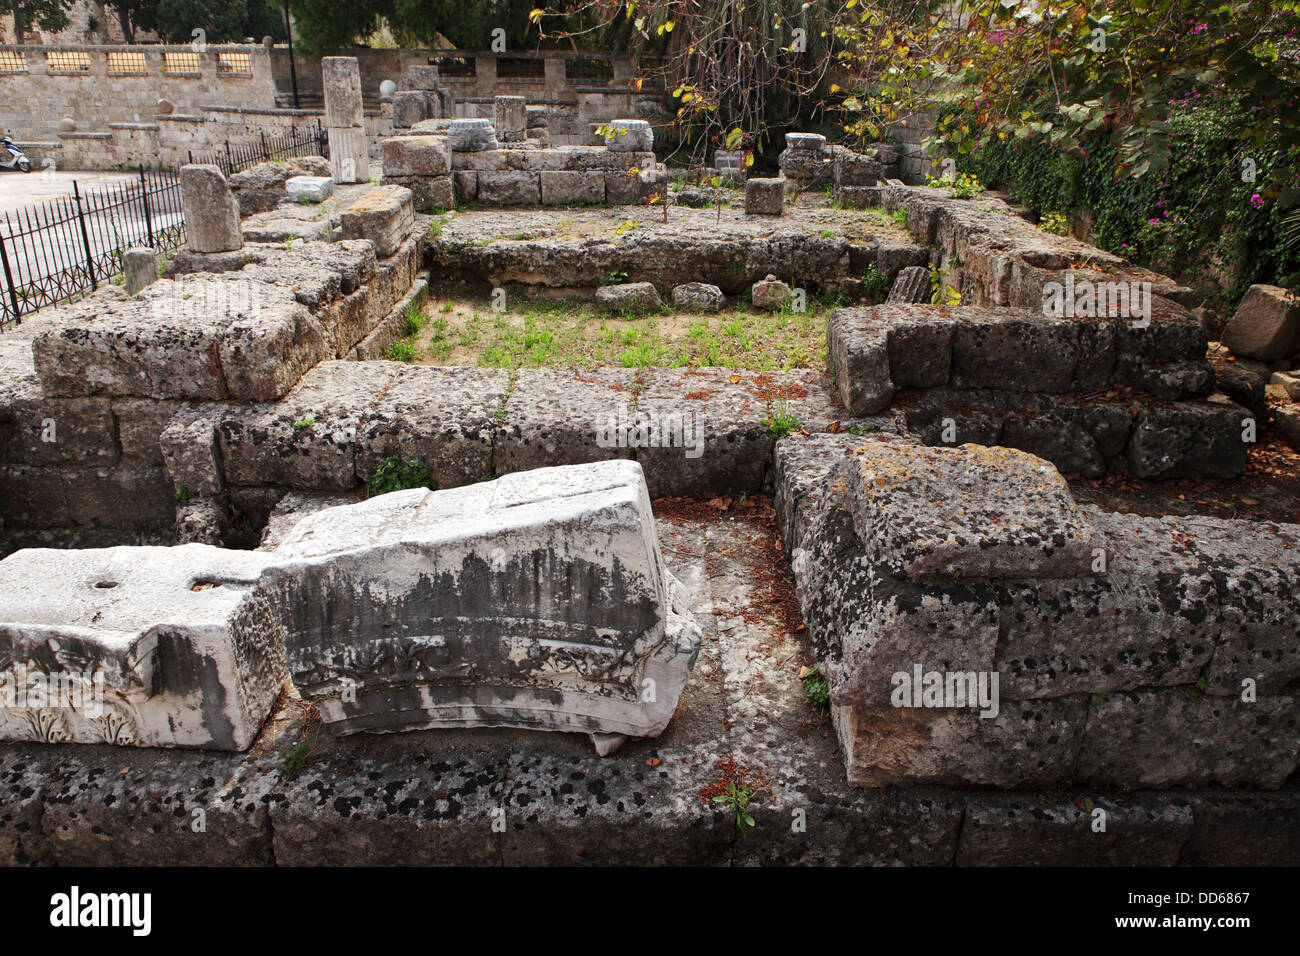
[[0, 84, 1295, 867]]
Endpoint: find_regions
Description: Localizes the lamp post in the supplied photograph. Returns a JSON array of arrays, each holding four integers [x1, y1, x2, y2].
[[283, 0, 300, 110]]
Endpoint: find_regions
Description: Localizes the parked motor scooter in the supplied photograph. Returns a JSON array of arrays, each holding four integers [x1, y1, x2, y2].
[[0, 137, 32, 173]]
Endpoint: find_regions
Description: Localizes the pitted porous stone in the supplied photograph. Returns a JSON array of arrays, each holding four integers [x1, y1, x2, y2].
[[262, 460, 701, 741], [355, 365, 510, 490], [496, 369, 636, 475], [219, 360, 404, 492], [32, 275, 310, 401], [380, 135, 450, 178], [494, 96, 527, 143], [845, 443, 1097, 582], [831, 696, 1089, 789], [338, 185, 415, 258], [0, 545, 285, 751], [180, 165, 242, 253], [745, 177, 785, 216], [595, 281, 661, 314]]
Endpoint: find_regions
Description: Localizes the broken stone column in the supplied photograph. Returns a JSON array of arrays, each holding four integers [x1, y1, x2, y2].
[[886, 265, 931, 304], [121, 246, 157, 295], [447, 117, 498, 152], [179, 164, 243, 253], [494, 95, 527, 143], [0, 545, 285, 750], [780, 132, 831, 187], [322, 56, 369, 184], [263, 460, 701, 742], [605, 118, 653, 152], [391, 90, 431, 129]]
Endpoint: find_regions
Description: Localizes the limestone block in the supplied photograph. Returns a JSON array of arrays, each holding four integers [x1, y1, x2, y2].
[[1222, 284, 1300, 361], [477, 171, 540, 206], [539, 170, 604, 205], [831, 696, 1089, 788], [354, 365, 509, 490], [1126, 396, 1249, 478], [228, 162, 294, 216], [338, 185, 415, 258], [595, 282, 661, 314], [751, 274, 793, 311], [381, 174, 453, 214], [405, 65, 440, 90], [286, 176, 334, 203], [672, 282, 725, 312], [826, 310, 893, 414], [833, 185, 882, 208], [380, 135, 450, 178], [122, 247, 157, 295], [180, 165, 242, 254], [391, 90, 430, 129], [262, 460, 701, 740], [744, 177, 784, 216], [160, 406, 226, 499], [844, 442, 1098, 582], [1077, 689, 1299, 789], [950, 308, 1080, 392], [604, 165, 666, 205], [833, 149, 881, 186], [494, 95, 527, 142], [322, 57, 368, 183], [0, 544, 285, 750], [494, 369, 636, 475]]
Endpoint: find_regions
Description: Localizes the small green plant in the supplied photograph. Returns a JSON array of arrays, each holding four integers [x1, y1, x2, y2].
[[387, 341, 421, 363], [764, 405, 800, 439], [820, 229, 835, 238], [861, 261, 889, 300], [278, 741, 310, 778], [802, 664, 830, 706], [366, 456, 433, 496], [292, 416, 314, 430], [174, 485, 193, 502], [713, 782, 757, 836], [1038, 210, 1068, 235], [403, 302, 428, 337], [926, 171, 984, 199], [602, 270, 629, 286]]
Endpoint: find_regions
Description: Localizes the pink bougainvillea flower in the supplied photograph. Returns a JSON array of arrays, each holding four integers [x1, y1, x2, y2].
[[1250, 193, 1265, 208]]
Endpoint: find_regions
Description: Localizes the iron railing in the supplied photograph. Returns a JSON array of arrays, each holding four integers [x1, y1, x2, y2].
[[0, 166, 185, 328], [0, 123, 328, 329]]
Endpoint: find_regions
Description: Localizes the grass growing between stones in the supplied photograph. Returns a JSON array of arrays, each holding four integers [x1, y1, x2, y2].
[[397, 294, 832, 371]]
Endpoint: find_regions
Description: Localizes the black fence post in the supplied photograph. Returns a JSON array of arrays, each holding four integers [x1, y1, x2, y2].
[[225, 139, 233, 175], [73, 181, 97, 292], [260, 130, 269, 162], [0, 228, 21, 325], [139, 164, 154, 247]]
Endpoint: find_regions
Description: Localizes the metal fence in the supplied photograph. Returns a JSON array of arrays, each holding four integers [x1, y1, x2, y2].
[[187, 120, 328, 178], [0, 166, 185, 328], [0, 122, 328, 329]]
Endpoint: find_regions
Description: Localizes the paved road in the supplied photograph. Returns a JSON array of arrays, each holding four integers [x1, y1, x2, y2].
[[0, 169, 138, 215]]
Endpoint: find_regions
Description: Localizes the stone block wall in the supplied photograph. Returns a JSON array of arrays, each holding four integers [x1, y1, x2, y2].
[[0, 198, 430, 546], [778, 436, 1300, 792]]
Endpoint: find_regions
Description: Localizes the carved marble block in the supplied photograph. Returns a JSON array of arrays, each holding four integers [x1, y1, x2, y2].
[[263, 460, 702, 740], [0, 545, 285, 750]]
